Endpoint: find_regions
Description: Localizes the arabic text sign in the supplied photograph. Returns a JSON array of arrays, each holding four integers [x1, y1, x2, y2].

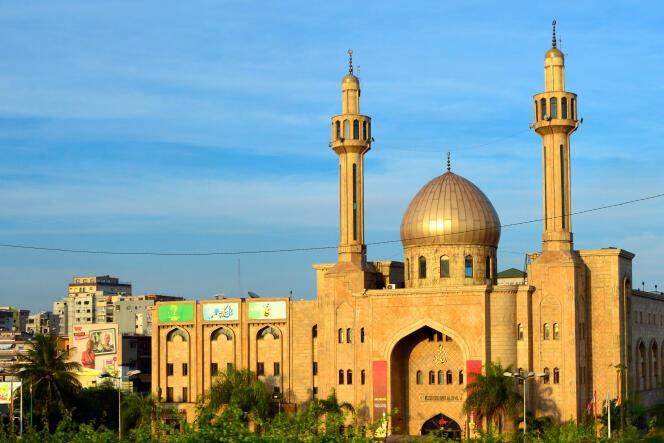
[[202, 303, 239, 321], [247, 301, 286, 320], [158, 303, 194, 323]]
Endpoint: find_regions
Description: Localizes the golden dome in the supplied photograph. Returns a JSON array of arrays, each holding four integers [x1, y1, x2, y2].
[[400, 172, 501, 248], [545, 47, 564, 59]]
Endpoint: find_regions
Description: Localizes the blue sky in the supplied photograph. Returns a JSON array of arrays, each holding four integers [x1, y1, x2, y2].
[[0, 2, 662, 311]]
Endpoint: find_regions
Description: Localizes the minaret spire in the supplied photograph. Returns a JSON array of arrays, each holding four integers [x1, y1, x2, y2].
[[348, 48, 353, 75], [446, 152, 451, 172], [551, 19, 557, 48]]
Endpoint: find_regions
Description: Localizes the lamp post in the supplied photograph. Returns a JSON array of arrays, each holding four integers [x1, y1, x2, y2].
[[100, 369, 141, 439], [503, 371, 546, 439]]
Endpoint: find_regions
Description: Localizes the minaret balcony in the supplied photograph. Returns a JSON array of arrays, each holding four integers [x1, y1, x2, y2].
[[533, 91, 578, 126], [331, 114, 371, 147]]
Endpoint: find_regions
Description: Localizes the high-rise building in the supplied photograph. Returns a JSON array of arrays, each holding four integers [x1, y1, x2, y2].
[[25, 311, 59, 336]]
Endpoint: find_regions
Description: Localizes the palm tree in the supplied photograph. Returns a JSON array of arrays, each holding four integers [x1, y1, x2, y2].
[[197, 365, 270, 424], [121, 393, 157, 434], [462, 361, 522, 432], [10, 333, 82, 416]]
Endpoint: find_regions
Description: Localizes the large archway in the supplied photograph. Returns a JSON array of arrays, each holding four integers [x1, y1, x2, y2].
[[421, 413, 462, 440], [389, 325, 466, 435]]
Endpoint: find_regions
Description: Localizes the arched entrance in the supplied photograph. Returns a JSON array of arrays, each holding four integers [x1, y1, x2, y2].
[[421, 413, 462, 440], [389, 325, 466, 435]]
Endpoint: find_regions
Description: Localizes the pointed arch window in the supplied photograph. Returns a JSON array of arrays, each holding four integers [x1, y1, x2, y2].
[[438, 370, 444, 384], [570, 98, 576, 119], [464, 255, 473, 278], [428, 371, 435, 384], [517, 323, 524, 341], [343, 119, 350, 139], [561, 97, 568, 118], [446, 370, 453, 384], [543, 367, 550, 384], [652, 342, 659, 387], [360, 327, 365, 343], [353, 119, 359, 139], [459, 370, 464, 384], [338, 328, 343, 343], [543, 323, 551, 340], [416, 370, 423, 385], [361, 369, 366, 385], [418, 256, 427, 279], [362, 121, 367, 140], [550, 97, 558, 118], [338, 369, 344, 385], [540, 98, 547, 119], [440, 256, 450, 278], [335, 120, 341, 139], [346, 328, 352, 343], [347, 369, 353, 385], [553, 367, 560, 384], [553, 323, 560, 340]]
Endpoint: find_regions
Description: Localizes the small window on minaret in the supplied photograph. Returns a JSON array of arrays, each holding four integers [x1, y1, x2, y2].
[[550, 97, 558, 118], [540, 98, 547, 119], [362, 121, 367, 140], [335, 121, 341, 139], [343, 120, 350, 139], [418, 256, 427, 279], [353, 120, 359, 139], [561, 97, 568, 119]]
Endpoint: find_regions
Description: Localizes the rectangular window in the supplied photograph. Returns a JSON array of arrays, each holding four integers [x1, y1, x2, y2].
[[440, 257, 450, 278], [550, 97, 558, 118], [257, 362, 265, 376], [313, 361, 318, 376], [274, 362, 280, 376], [182, 363, 188, 376], [166, 363, 174, 376], [166, 387, 173, 402], [211, 363, 218, 376], [182, 387, 188, 402]]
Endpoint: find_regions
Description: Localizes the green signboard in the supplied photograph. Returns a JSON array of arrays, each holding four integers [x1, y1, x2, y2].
[[247, 301, 287, 320], [158, 303, 194, 323]]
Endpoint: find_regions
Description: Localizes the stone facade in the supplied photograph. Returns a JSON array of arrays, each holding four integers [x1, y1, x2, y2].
[[151, 30, 662, 436]]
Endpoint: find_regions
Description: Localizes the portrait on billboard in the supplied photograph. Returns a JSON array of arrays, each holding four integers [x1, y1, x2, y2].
[[90, 327, 117, 355]]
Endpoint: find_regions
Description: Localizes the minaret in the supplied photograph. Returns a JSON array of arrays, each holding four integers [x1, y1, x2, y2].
[[331, 49, 372, 266], [533, 20, 580, 252]]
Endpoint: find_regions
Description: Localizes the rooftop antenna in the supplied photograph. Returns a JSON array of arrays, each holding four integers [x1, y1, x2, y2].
[[446, 151, 451, 172], [348, 48, 353, 75], [551, 19, 557, 48]]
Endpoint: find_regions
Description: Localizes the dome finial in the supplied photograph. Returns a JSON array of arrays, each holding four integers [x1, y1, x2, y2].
[[551, 19, 557, 48], [446, 151, 451, 172], [348, 48, 353, 75]]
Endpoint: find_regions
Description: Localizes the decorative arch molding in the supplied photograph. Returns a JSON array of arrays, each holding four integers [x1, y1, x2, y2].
[[166, 327, 189, 342], [211, 326, 234, 341], [382, 318, 471, 362], [257, 325, 281, 340]]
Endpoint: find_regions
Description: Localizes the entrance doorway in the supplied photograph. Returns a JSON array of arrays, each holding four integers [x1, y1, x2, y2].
[[421, 413, 462, 440]]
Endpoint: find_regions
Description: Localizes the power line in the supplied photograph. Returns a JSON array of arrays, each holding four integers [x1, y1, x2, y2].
[[0, 192, 661, 257]]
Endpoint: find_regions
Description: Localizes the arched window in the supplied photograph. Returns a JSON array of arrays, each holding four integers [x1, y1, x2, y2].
[[347, 369, 353, 385], [360, 327, 365, 343], [464, 256, 473, 278], [416, 370, 423, 385], [406, 258, 410, 282], [428, 371, 435, 384], [167, 328, 188, 342], [346, 328, 352, 343], [343, 119, 350, 139], [543, 323, 551, 340], [338, 328, 343, 343], [211, 327, 233, 341], [438, 370, 444, 384], [312, 325, 317, 339], [361, 369, 366, 385], [338, 369, 344, 385], [353, 120, 359, 139], [553, 323, 560, 340], [459, 370, 464, 384], [419, 256, 427, 279], [550, 97, 558, 118], [534, 100, 539, 121], [570, 98, 575, 119], [553, 368, 560, 384], [543, 367, 550, 384], [362, 121, 367, 140], [485, 256, 492, 279], [561, 97, 568, 118], [440, 256, 450, 278], [652, 342, 659, 387], [540, 97, 547, 119], [446, 370, 453, 384], [335, 121, 340, 139], [638, 342, 647, 390], [517, 324, 524, 341]]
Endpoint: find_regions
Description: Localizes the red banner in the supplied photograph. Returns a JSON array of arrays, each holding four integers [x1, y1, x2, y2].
[[372, 360, 387, 417], [466, 360, 482, 388]]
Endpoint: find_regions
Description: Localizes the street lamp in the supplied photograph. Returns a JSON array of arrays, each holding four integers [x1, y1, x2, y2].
[[100, 369, 141, 439], [503, 371, 546, 438]]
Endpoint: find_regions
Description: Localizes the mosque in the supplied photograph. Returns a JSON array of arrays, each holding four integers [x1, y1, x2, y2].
[[151, 23, 664, 436]]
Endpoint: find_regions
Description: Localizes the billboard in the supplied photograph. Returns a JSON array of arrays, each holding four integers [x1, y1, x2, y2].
[[70, 324, 119, 375], [158, 303, 194, 323], [203, 303, 239, 321], [0, 382, 21, 404], [247, 301, 286, 320]]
